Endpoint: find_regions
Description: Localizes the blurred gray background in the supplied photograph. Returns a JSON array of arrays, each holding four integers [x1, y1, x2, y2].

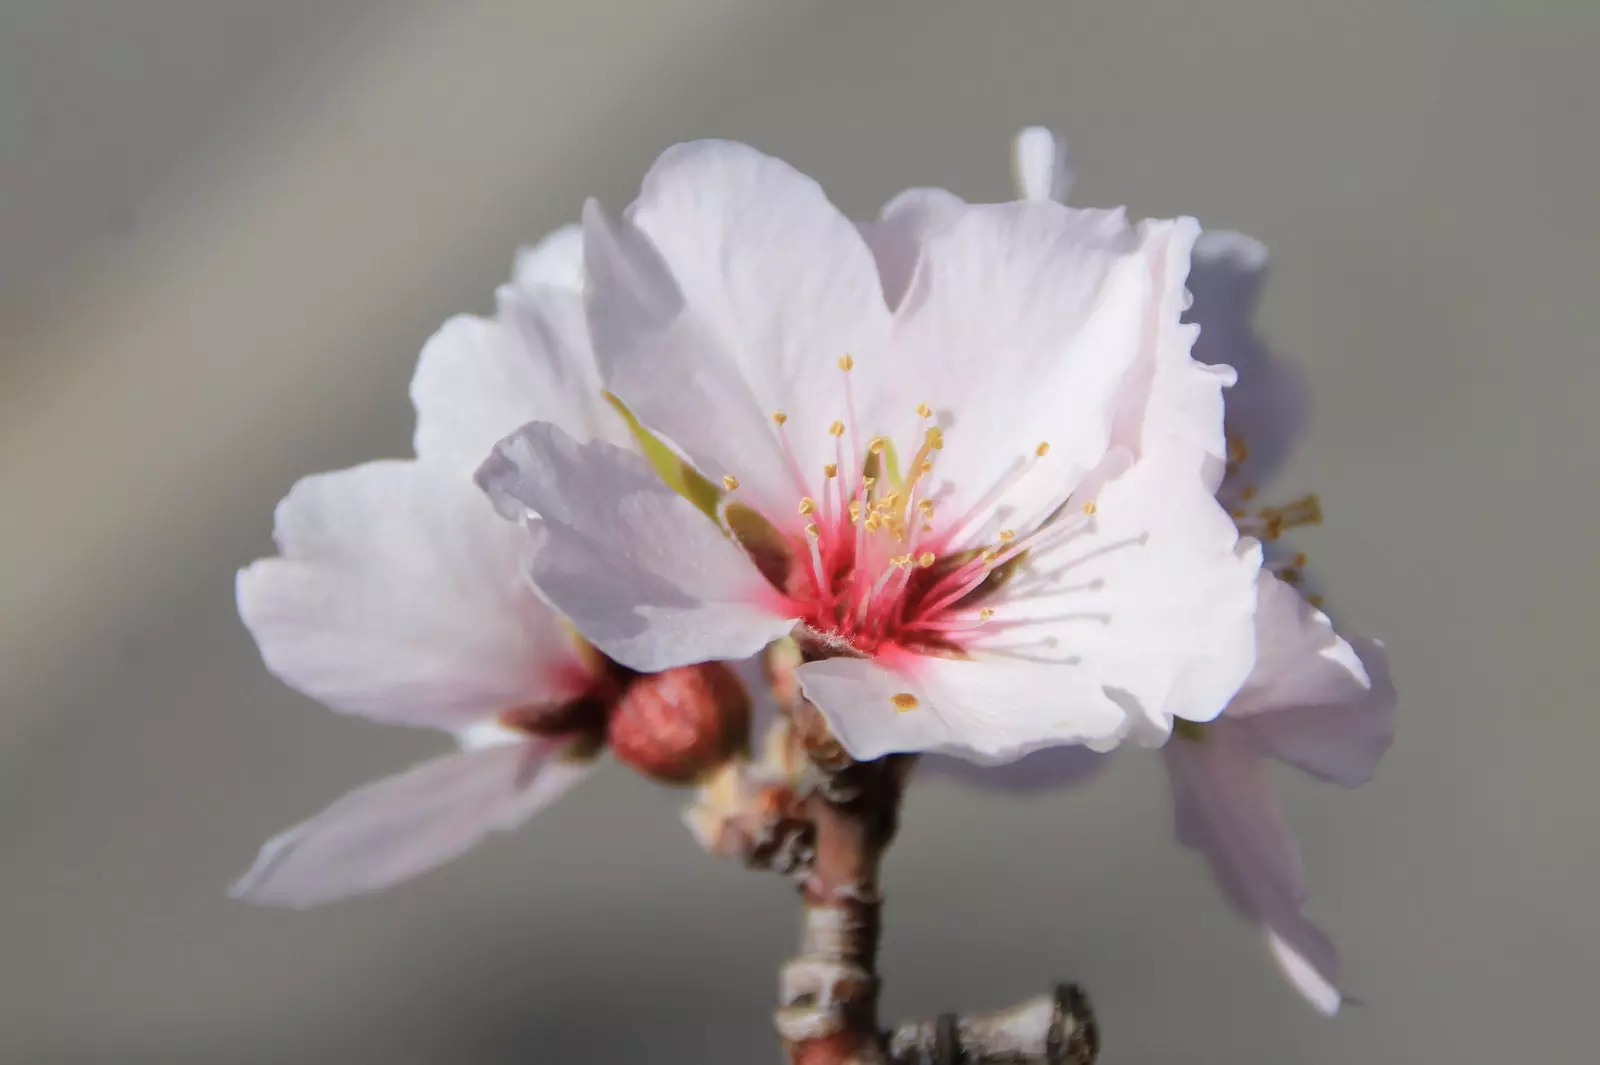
[[3, 2, 1596, 1062]]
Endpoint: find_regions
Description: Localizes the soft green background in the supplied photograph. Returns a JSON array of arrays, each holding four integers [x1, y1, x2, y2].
[[2, 3, 1594, 1062]]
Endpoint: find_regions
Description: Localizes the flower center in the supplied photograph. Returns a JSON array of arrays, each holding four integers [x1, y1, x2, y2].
[[727, 357, 1096, 660]]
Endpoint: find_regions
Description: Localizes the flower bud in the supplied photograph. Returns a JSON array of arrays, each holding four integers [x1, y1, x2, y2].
[[607, 662, 751, 784]]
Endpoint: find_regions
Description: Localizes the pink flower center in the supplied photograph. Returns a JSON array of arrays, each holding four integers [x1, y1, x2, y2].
[[730, 357, 1096, 659]]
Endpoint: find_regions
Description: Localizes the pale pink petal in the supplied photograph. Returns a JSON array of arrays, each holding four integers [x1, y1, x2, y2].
[[238, 460, 585, 731], [1188, 230, 1309, 494], [1106, 218, 1234, 486], [1226, 574, 1373, 719], [1164, 728, 1344, 1013], [231, 738, 591, 908], [1012, 126, 1074, 203], [1241, 635, 1396, 787], [508, 223, 584, 295], [889, 204, 1196, 535], [476, 422, 795, 672], [860, 187, 967, 310], [586, 141, 893, 525], [797, 654, 1126, 765], [411, 291, 624, 476], [976, 443, 1261, 735]]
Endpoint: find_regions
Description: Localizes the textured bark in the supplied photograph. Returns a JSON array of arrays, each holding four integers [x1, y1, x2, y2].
[[884, 984, 1100, 1064]]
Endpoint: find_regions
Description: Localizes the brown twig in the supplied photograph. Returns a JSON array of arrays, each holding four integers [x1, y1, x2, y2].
[[884, 984, 1100, 1065], [774, 753, 912, 1065]]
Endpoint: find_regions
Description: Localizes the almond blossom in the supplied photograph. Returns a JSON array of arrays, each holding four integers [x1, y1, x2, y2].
[[1015, 128, 1395, 1011], [477, 139, 1263, 765], [232, 229, 637, 907]]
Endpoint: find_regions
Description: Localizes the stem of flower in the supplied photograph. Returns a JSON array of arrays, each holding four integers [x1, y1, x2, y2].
[[773, 737, 912, 1065]]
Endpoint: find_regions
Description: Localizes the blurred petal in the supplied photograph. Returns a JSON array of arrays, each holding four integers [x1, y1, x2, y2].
[[1012, 125, 1074, 203], [1242, 635, 1396, 786], [1165, 728, 1344, 1013], [238, 461, 585, 730], [508, 224, 584, 295], [232, 738, 592, 908]]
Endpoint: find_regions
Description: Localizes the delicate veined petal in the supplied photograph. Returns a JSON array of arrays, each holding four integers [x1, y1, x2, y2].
[[887, 201, 1174, 532], [1164, 726, 1344, 1013], [238, 460, 590, 731], [977, 443, 1262, 734], [231, 737, 593, 908], [509, 223, 585, 295], [587, 141, 895, 526], [798, 654, 1126, 764], [477, 422, 795, 672]]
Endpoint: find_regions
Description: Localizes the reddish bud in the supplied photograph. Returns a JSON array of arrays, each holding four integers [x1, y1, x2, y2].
[[607, 663, 751, 784]]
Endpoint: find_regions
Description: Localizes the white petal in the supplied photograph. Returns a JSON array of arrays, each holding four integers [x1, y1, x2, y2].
[[1164, 728, 1344, 1013], [1268, 931, 1344, 1016], [239, 461, 586, 730], [797, 654, 1125, 765], [231, 738, 591, 908], [411, 292, 624, 476], [476, 421, 795, 672], [889, 203, 1189, 534], [1242, 635, 1396, 787], [509, 224, 585, 295], [1106, 218, 1235, 486], [587, 141, 894, 524], [1189, 229, 1309, 494], [860, 186, 967, 311], [1012, 126, 1073, 203], [977, 443, 1261, 736]]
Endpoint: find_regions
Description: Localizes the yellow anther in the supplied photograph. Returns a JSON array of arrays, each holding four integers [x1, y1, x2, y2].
[[869, 436, 887, 454], [924, 426, 944, 450], [997, 529, 1016, 542], [1293, 552, 1309, 568], [979, 607, 995, 620], [918, 461, 933, 475], [1228, 435, 1250, 462], [829, 420, 846, 437], [772, 411, 789, 426], [916, 402, 933, 419], [891, 554, 913, 567], [799, 497, 817, 515], [862, 476, 876, 490], [918, 552, 936, 568], [838, 354, 855, 371], [917, 499, 936, 517], [824, 463, 838, 479], [1307, 594, 1326, 609], [1082, 501, 1098, 515], [890, 692, 920, 712], [1240, 485, 1259, 501], [1035, 441, 1050, 457], [805, 523, 820, 538], [982, 549, 1001, 563], [848, 500, 862, 520], [722, 474, 740, 491]]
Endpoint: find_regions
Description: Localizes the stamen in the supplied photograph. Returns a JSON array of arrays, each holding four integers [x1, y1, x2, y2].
[[918, 552, 936, 567], [722, 475, 740, 491], [1036, 441, 1050, 457], [824, 463, 838, 479], [829, 420, 846, 437], [771, 411, 788, 426], [799, 497, 817, 516], [837, 354, 854, 372], [890, 693, 919, 712], [916, 402, 933, 419], [1082, 501, 1097, 515]]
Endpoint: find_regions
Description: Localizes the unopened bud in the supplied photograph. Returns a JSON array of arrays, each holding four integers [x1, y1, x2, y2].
[[607, 663, 751, 784]]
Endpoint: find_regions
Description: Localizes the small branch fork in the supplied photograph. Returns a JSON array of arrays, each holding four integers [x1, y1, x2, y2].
[[691, 702, 1099, 1064]]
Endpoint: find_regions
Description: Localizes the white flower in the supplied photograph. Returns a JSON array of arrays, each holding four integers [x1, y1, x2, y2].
[[478, 138, 1262, 765], [233, 229, 631, 907], [1003, 130, 1397, 1012]]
